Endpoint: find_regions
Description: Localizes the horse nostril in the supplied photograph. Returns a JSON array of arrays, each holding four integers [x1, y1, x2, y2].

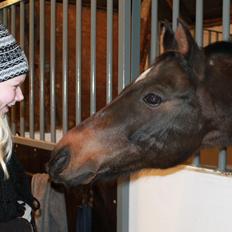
[[48, 147, 71, 177]]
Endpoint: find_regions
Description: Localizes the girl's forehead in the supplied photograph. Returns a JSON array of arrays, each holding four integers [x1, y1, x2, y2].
[[12, 74, 26, 82], [3, 74, 26, 85]]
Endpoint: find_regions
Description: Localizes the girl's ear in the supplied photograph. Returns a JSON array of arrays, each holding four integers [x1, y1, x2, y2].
[[162, 20, 178, 52]]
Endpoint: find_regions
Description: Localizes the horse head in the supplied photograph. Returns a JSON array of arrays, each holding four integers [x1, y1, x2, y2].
[[48, 20, 232, 186]]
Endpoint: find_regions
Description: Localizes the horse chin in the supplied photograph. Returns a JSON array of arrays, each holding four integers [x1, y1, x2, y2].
[[70, 167, 113, 186], [51, 171, 97, 187], [69, 174, 96, 186]]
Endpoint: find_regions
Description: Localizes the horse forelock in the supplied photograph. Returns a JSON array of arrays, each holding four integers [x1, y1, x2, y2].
[[135, 51, 196, 86]]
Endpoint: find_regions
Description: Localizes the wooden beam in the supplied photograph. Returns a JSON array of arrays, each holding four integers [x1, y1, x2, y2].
[[0, 0, 21, 9], [13, 136, 55, 151]]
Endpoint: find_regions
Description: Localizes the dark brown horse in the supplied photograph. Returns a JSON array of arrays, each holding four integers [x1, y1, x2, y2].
[[48, 20, 232, 186]]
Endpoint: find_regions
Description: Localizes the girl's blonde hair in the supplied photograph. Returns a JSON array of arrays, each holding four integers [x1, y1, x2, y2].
[[0, 114, 12, 179]]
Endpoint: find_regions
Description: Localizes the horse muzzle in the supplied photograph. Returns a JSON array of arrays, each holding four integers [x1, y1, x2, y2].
[[47, 147, 71, 181], [48, 146, 99, 186]]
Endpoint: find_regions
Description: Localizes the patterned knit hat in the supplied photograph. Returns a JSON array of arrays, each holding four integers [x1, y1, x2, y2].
[[0, 24, 28, 82]]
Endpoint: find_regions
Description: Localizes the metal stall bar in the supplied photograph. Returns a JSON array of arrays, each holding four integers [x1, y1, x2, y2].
[[117, 1, 131, 231], [40, 0, 45, 140], [118, 0, 131, 91], [213, 31, 217, 43], [11, 4, 16, 135], [76, 0, 82, 125], [216, 31, 220, 41], [208, 31, 212, 45], [131, 0, 140, 80], [90, 0, 96, 115], [150, 0, 158, 64], [63, 0, 68, 134], [106, 0, 113, 104], [218, 149, 227, 171], [50, 0, 56, 142], [3, 7, 7, 26], [19, 0, 25, 136], [222, 0, 230, 40], [172, 0, 179, 31], [29, 0, 35, 139], [195, 0, 203, 47], [218, 0, 230, 171], [193, 0, 203, 167]]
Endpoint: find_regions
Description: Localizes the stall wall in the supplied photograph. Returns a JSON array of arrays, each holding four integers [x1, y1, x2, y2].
[[129, 165, 232, 232]]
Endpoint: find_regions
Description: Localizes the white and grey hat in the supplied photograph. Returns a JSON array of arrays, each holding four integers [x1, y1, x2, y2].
[[0, 24, 28, 82]]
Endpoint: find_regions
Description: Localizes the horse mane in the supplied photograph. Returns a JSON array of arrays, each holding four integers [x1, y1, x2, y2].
[[204, 41, 232, 57]]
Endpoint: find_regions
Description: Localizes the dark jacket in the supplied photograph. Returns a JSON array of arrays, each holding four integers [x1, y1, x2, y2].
[[0, 153, 38, 231]]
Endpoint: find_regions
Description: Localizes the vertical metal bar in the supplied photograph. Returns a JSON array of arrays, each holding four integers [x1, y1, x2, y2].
[[223, 0, 230, 41], [208, 31, 211, 45], [117, 1, 131, 231], [0, 10, 3, 23], [131, 0, 140, 80], [19, 0, 25, 136], [218, 148, 227, 171], [216, 31, 219, 41], [50, 0, 56, 142], [11, 5, 16, 135], [29, 0, 35, 139], [150, 0, 158, 64], [195, 0, 203, 47], [10, 6, 15, 42], [117, 176, 130, 232], [218, 0, 230, 170], [90, 0, 96, 115], [118, 0, 131, 91], [172, 0, 179, 31], [76, 0, 82, 125], [193, 151, 200, 167], [63, 0, 68, 133], [214, 31, 217, 43], [3, 8, 7, 26], [193, 0, 203, 167], [106, 0, 113, 104], [40, 0, 45, 140]]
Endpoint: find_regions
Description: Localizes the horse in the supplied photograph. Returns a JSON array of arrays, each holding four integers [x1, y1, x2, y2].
[[48, 20, 232, 186]]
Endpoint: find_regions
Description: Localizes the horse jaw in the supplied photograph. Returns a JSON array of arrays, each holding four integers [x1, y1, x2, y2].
[[48, 120, 138, 185]]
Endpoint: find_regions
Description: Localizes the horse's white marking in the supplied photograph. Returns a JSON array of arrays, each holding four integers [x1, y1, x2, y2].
[[209, 59, 214, 66], [135, 67, 152, 83]]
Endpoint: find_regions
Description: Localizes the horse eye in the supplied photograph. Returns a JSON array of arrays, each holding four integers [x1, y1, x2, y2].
[[143, 93, 162, 107]]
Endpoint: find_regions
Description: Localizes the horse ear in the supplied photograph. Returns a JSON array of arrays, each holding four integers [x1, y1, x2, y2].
[[175, 19, 205, 81], [175, 19, 196, 56], [162, 20, 178, 52]]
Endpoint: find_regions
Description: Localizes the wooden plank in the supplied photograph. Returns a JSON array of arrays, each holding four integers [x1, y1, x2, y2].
[[13, 136, 55, 151], [0, 0, 21, 9]]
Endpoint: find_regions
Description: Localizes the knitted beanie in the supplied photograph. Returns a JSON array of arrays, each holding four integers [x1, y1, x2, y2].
[[0, 24, 28, 82]]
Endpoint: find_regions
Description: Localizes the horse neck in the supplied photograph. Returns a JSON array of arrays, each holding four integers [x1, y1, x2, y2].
[[198, 56, 232, 147]]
